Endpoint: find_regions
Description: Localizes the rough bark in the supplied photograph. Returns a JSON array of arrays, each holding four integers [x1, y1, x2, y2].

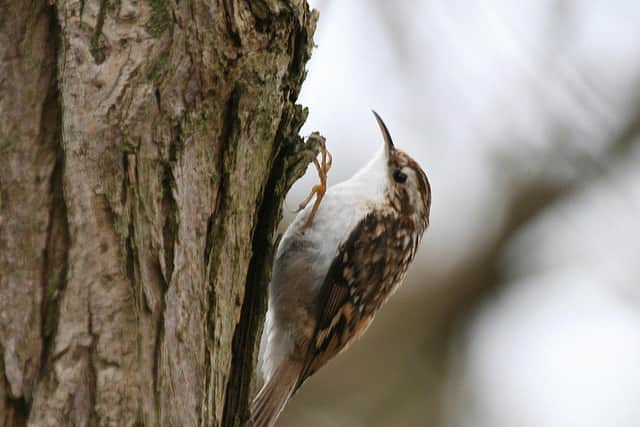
[[0, 1, 318, 426]]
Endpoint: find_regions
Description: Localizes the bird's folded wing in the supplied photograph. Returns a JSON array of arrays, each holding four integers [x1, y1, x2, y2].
[[297, 210, 400, 387]]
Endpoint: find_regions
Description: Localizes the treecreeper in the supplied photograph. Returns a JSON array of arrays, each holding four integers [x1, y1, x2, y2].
[[248, 111, 432, 427]]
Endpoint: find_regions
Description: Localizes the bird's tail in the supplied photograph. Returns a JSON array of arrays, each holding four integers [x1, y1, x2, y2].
[[247, 362, 302, 427]]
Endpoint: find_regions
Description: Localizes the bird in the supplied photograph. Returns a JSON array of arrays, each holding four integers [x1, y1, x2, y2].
[[248, 111, 431, 427]]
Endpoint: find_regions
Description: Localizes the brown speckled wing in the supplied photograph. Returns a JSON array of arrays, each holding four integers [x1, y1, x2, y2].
[[296, 210, 417, 388]]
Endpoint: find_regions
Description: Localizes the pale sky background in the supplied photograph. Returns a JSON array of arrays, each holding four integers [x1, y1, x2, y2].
[[277, 1, 640, 426]]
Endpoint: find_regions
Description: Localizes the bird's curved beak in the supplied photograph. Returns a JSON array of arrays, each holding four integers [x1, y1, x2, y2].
[[372, 110, 395, 158]]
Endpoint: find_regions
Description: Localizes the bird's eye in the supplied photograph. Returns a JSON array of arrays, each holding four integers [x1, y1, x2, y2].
[[393, 169, 407, 184]]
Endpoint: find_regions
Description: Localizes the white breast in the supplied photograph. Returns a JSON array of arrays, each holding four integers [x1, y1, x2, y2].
[[278, 146, 389, 294]]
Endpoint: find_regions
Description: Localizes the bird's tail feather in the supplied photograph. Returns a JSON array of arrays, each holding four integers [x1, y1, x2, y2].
[[247, 362, 301, 427]]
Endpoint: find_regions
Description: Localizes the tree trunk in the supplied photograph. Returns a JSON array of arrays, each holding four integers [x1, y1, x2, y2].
[[0, 1, 318, 426]]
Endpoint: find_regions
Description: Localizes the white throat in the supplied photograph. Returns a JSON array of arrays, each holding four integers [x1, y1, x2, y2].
[[336, 146, 389, 206]]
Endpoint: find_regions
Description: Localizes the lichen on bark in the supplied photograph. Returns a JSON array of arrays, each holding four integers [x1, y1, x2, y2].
[[0, 0, 320, 426]]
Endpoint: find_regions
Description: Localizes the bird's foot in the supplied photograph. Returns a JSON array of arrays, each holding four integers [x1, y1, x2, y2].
[[298, 137, 332, 227]]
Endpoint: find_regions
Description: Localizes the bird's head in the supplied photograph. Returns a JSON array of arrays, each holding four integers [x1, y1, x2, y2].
[[373, 111, 431, 228]]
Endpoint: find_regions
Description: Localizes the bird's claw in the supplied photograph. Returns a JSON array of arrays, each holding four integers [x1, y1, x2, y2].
[[298, 137, 332, 228]]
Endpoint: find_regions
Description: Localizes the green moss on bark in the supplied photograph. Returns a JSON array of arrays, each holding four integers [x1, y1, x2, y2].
[[147, 0, 170, 37]]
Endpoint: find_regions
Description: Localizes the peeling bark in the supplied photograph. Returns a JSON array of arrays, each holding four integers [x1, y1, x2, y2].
[[0, 1, 319, 426]]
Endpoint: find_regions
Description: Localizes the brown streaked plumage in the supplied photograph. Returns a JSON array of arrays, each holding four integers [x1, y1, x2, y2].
[[298, 208, 426, 385], [248, 111, 431, 427]]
